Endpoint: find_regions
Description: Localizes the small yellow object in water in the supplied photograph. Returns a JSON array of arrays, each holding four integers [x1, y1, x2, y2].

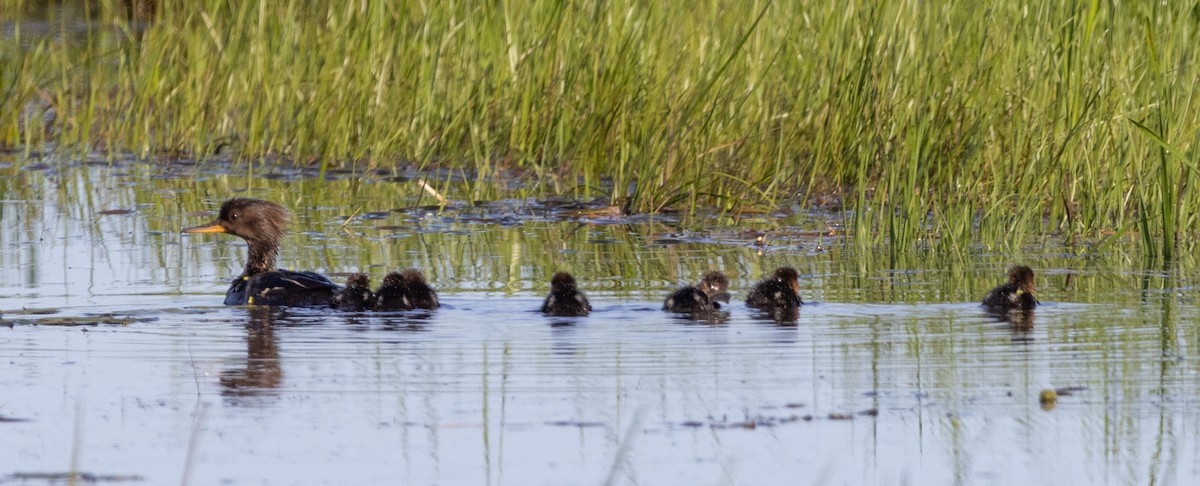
[[1039, 389, 1058, 405]]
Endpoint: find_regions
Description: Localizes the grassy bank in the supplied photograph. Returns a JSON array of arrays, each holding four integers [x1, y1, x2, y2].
[[3, 0, 1199, 255]]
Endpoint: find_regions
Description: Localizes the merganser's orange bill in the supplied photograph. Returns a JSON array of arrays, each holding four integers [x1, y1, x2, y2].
[[182, 221, 228, 234]]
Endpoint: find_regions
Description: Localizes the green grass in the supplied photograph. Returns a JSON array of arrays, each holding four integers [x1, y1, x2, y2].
[[3, 0, 1200, 256]]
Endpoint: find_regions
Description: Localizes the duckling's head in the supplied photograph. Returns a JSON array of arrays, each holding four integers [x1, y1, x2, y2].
[[184, 198, 289, 245], [550, 272, 577, 291], [1007, 265, 1036, 294], [774, 267, 801, 294], [400, 269, 428, 284], [346, 273, 370, 289], [700, 271, 731, 303], [380, 271, 404, 289]]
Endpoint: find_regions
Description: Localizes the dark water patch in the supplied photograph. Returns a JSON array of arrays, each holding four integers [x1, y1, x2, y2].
[[545, 420, 606, 428], [1052, 386, 1089, 397], [357, 211, 390, 220]]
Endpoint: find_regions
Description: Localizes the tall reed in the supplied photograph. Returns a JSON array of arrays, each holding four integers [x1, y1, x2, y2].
[[3, 0, 1200, 254]]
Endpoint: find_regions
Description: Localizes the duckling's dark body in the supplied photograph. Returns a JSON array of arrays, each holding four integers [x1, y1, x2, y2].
[[373, 269, 439, 311], [663, 287, 714, 313], [331, 274, 374, 311], [399, 270, 440, 309], [664, 271, 731, 313], [982, 265, 1038, 311], [745, 267, 803, 310], [542, 272, 591, 317], [184, 198, 340, 307], [373, 272, 410, 310]]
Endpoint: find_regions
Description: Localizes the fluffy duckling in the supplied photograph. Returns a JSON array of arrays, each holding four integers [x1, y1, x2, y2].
[[745, 267, 803, 311], [541, 272, 592, 316], [373, 269, 440, 311], [982, 265, 1038, 311], [398, 269, 440, 310], [663, 271, 731, 313], [331, 273, 374, 311]]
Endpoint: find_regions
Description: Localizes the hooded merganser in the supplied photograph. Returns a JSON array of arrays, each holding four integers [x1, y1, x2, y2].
[[663, 271, 731, 313], [542, 272, 591, 316], [183, 198, 340, 307], [331, 273, 374, 311], [373, 269, 440, 310], [982, 265, 1038, 311], [745, 267, 803, 310]]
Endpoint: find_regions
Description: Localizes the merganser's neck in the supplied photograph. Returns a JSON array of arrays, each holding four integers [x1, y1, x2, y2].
[[242, 239, 279, 277]]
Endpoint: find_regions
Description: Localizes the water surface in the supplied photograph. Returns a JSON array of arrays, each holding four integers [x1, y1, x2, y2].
[[2, 160, 1199, 485]]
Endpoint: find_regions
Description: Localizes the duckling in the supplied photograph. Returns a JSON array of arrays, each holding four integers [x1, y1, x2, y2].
[[399, 269, 440, 309], [663, 271, 731, 313], [331, 273, 374, 311], [372, 272, 409, 311], [541, 272, 591, 316], [982, 265, 1038, 311], [745, 267, 803, 311], [183, 198, 340, 307], [373, 269, 440, 311]]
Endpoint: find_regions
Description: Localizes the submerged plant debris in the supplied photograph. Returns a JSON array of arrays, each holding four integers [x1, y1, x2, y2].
[[5, 472, 145, 483]]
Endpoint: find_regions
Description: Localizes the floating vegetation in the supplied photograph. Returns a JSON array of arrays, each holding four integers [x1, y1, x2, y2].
[[2, 313, 160, 327], [5, 472, 145, 483], [1039, 389, 1059, 410]]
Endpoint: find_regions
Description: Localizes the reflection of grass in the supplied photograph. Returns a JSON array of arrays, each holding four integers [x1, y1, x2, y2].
[[0, 162, 1190, 308], [4, 2, 1200, 252]]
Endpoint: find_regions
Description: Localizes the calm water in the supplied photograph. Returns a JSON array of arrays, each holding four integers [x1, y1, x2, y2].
[[2, 159, 1199, 485]]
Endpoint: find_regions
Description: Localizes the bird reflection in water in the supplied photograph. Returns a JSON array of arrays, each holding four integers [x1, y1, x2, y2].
[[221, 307, 283, 398], [375, 308, 436, 332], [750, 307, 799, 325], [671, 310, 730, 325], [549, 321, 579, 356], [996, 310, 1036, 342]]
